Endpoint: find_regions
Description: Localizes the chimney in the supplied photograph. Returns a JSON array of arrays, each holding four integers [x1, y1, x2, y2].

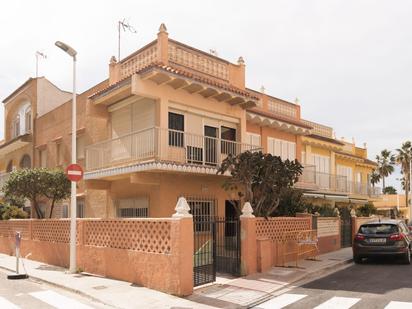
[[109, 56, 120, 85]]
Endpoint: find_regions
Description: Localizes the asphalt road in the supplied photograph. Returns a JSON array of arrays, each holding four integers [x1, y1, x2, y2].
[[0, 269, 111, 309], [255, 256, 412, 309]]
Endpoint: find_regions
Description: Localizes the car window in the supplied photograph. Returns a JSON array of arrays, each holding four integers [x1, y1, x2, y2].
[[359, 224, 398, 234]]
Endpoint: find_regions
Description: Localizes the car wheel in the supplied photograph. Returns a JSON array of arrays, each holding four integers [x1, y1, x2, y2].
[[404, 248, 411, 264], [353, 255, 362, 264]]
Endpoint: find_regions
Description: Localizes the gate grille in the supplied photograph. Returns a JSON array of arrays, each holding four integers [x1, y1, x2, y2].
[[215, 217, 240, 276], [193, 219, 216, 287]]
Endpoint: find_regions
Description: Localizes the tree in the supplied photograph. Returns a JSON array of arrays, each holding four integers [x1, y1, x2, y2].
[[370, 169, 381, 188], [217, 151, 303, 217], [395, 141, 412, 210], [376, 149, 395, 191], [272, 188, 306, 216], [2, 168, 71, 219], [356, 202, 377, 217], [383, 186, 397, 195]]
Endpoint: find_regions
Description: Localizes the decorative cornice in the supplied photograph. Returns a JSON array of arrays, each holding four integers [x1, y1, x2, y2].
[[246, 112, 311, 135]]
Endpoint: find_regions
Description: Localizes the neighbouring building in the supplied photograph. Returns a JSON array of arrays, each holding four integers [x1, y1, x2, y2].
[[0, 24, 381, 219], [374, 194, 409, 219]]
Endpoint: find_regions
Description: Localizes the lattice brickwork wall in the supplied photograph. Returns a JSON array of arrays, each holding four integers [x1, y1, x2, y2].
[[168, 41, 229, 81], [84, 219, 172, 254], [0, 220, 31, 239], [256, 217, 311, 241], [318, 217, 340, 237], [32, 220, 70, 243], [120, 44, 158, 79], [268, 99, 298, 119]]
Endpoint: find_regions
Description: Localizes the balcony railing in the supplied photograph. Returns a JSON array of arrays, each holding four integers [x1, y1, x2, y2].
[[299, 166, 381, 198], [86, 127, 260, 172]]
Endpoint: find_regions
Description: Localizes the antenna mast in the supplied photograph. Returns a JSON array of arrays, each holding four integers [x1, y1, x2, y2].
[[35, 51, 47, 78], [118, 19, 137, 61]]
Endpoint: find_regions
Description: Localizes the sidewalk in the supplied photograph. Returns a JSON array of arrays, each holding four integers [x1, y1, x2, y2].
[[187, 247, 353, 308], [0, 253, 218, 309], [0, 247, 352, 309]]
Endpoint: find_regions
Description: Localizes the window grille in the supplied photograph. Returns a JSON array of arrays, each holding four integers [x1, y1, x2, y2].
[[116, 197, 149, 218], [185, 196, 216, 232]]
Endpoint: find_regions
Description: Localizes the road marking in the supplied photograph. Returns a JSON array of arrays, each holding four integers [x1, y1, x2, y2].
[[0, 296, 20, 309], [256, 293, 307, 308], [385, 301, 412, 309], [313, 296, 361, 309], [29, 290, 94, 309]]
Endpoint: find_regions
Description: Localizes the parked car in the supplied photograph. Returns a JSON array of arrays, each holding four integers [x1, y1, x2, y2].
[[353, 219, 412, 264]]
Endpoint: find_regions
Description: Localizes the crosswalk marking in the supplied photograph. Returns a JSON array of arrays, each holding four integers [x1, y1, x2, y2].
[[29, 290, 94, 309], [0, 296, 20, 309], [313, 296, 361, 309], [385, 301, 412, 309], [257, 293, 307, 309]]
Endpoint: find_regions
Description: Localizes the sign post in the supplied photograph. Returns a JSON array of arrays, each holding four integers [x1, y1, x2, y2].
[[7, 231, 28, 280], [65, 163, 83, 274]]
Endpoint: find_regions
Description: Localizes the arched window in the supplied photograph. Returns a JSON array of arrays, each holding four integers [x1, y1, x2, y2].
[[12, 115, 20, 138], [24, 106, 32, 133], [6, 161, 13, 173], [20, 154, 31, 169]]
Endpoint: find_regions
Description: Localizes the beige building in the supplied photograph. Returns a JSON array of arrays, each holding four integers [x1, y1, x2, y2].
[[0, 24, 380, 219], [374, 194, 409, 219]]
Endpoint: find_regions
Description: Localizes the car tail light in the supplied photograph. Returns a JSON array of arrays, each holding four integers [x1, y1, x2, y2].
[[389, 233, 404, 241], [355, 234, 365, 241]]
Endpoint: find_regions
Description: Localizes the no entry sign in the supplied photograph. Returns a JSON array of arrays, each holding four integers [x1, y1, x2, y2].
[[65, 164, 83, 182]]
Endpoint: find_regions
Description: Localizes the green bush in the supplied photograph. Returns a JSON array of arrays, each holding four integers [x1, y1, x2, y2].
[[356, 203, 377, 217], [272, 189, 306, 216], [0, 204, 28, 220], [306, 203, 339, 217]]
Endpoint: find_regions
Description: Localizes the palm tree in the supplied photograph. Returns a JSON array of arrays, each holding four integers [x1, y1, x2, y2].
[[376, 149, 395, 191], [370, 169, 381, 188], [395, 141, 412, 208]]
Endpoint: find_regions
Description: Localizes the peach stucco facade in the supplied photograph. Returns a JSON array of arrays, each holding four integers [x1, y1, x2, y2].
[[0, 23, 379, 219]]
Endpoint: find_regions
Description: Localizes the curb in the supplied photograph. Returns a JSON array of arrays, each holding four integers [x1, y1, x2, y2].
[[245, 258, 353, 308], [0, 263, 120, 309]]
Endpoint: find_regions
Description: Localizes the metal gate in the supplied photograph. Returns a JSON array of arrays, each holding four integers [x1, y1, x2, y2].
[[215, 217, 240, 276], [340, 217, 352, 248], [193, 219, 216, 287], [193, 217, 241, 287]]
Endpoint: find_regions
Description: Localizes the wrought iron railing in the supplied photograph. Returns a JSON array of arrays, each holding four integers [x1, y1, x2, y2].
[[85, 127, 260, 171]]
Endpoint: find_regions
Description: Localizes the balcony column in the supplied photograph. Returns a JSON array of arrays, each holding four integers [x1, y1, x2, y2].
[[156, 97, 169, 161], [330, 152, 336, 175], [305, 144, 312, 164]]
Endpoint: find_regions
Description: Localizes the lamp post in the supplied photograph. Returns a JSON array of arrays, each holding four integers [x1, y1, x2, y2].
[[55, 41, 77, 273]]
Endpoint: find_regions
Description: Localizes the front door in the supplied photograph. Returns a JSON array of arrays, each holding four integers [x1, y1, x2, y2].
[[204, 126, 218, 165]]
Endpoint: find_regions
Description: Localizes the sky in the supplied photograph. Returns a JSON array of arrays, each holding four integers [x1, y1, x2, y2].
[[1, 0, 411, 191]]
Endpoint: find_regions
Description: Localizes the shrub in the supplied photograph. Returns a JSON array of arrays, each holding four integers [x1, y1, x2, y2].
[[356, 202, 377, 217]]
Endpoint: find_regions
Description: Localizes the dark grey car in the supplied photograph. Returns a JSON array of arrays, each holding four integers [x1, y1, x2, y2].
[[353, 219, 412, 264]]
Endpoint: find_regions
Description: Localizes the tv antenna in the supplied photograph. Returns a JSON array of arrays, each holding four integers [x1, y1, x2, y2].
[[35, 51, 47, 78], [118, 19, 137, 61]]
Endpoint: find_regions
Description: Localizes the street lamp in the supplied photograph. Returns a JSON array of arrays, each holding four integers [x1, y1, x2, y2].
[[55, 41, 77, 273]]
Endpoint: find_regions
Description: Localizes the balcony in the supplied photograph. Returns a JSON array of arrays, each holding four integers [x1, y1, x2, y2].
[[298, 166, 381, 198], [85, 127, 260, 178]]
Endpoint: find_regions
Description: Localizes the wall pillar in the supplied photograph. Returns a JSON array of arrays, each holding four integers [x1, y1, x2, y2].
[[240, 202, 257, 276]]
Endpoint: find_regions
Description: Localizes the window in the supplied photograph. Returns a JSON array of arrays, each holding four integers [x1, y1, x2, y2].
[[25, 107, 31, 133], [20, 154, 31, 169], [267, 137, 296, 161], [246, 132, 261, 148], [359, 224, 398, 235], [77, 200, 85, 218], [56, 143, 62, 165], [221, 126, 236, 155], [168, 112, 184, 147], [221, 126, 236, 141], [39, 149, 47, 168], [12, 115, 20, 138], [116, 197, 149, 218], [62, 204, 69, 218], [76, 136, 85, 160], [337, 165, 353, 192], [187, 196, 216, 232]]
